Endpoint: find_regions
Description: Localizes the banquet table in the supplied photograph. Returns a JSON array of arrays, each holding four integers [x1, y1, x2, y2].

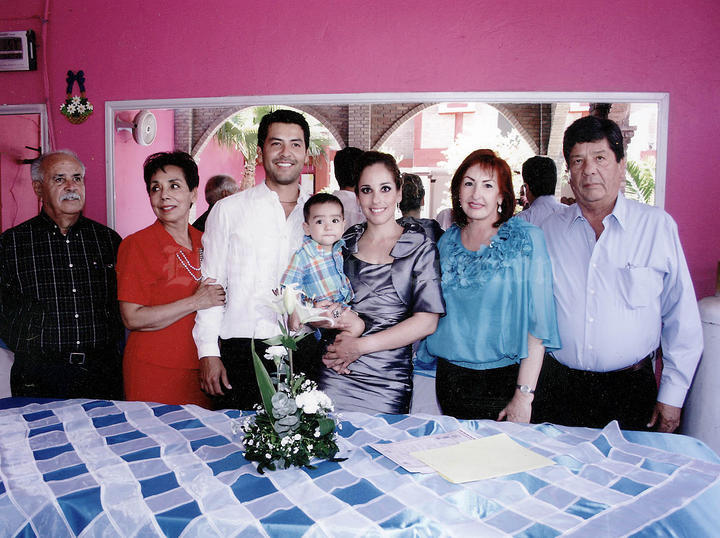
[[1, 398, 719, 537]]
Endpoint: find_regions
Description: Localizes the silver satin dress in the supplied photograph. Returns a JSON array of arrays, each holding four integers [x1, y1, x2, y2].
[[319, 222, 445, 414]]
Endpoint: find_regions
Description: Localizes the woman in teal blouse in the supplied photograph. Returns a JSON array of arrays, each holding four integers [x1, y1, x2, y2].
[[421, 149, 560, 422]]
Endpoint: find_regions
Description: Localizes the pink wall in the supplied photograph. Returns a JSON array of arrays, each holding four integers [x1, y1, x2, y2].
[[0, 114, 41, 231], [195, 136, 246, 215], [0, 1, 719, 296], [114, 109, 174, 238]]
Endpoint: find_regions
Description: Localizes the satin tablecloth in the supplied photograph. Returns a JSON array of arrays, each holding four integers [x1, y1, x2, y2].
[[1, 398, 719, 537]]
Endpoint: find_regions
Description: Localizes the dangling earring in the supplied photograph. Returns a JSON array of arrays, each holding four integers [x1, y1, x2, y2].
[[497, 200, 502, 214]]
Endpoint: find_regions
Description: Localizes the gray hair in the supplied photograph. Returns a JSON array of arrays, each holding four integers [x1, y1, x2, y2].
[[30, 150, 85, 183], [204, 174, 239, 205]]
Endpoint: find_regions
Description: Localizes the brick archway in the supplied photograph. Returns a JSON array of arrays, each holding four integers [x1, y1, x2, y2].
[[372, 102, 540, 154]]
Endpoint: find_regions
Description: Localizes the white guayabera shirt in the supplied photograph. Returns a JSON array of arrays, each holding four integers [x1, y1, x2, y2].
[[193, 182, 310, 358]]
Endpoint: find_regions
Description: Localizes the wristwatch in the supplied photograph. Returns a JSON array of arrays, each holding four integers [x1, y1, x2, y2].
[[516, 384, 535, 394]]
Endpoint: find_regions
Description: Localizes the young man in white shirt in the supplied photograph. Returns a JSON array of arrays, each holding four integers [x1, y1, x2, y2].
[[193, 109, 319, 410]]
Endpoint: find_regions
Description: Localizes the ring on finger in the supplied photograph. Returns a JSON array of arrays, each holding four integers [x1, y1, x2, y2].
[[332, 309, 341, 319]]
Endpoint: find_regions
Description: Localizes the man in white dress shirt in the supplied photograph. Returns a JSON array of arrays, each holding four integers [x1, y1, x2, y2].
[[515, 156, 565, 227], [536, 116, 702, 432], [194, 109, 317, 409], [332, 146, 365, 230]]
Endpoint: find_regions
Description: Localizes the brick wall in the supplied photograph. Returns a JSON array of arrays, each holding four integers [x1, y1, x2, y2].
[[179, 101, 559, 165]]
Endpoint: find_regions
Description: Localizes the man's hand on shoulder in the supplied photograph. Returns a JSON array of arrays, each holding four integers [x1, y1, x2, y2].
[[199, 356, 231, 396], [648, 401, 681, 433]]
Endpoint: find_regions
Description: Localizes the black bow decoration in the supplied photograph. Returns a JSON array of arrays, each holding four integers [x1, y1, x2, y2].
[[65, 70, 87, 94]]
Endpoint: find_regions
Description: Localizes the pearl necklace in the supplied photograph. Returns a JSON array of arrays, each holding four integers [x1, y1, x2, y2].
[[176, 249, 203, 281]]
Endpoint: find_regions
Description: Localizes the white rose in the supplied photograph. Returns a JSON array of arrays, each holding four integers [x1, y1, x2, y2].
[[296, 389, 333, 414], [264, 346, 288, 361]]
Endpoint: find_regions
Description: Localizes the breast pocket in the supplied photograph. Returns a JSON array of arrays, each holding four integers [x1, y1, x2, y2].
[[618, 265, 664, 309]]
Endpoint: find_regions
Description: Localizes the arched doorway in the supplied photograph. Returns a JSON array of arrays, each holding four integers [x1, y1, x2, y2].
[[378, 102, 535, 218]]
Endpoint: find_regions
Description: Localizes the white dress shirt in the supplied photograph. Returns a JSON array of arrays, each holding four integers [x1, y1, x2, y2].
[[541, 193, 703, 407], [435, 208, 453, 230], [193, 182, 310, 358], [333, 189, 366, 230], [516, 195, 566, 227]]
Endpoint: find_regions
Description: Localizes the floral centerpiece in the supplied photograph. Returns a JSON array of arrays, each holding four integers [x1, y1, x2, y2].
[[238, 284, 343, 472]]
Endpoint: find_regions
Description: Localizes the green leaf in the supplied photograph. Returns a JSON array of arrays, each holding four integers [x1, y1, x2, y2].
[[251, 339, 276, 414], [282, 336, 298, 351], [317, 418, 336, 436], [625, 160, 655, 205], [262, 335, 284, 346], [293, 331, 310, 344]]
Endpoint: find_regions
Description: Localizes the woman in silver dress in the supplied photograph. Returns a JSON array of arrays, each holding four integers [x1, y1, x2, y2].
[[319, 152, 445, 414]]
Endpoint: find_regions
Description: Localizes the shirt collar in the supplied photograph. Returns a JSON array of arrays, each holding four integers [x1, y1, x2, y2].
[[608, 191, 628, 230], [568, 191, 626, 231], [259, 181, 310, 206], [301, 234, 345, 256], [342, 220, 427, 258], [38, 209, 85, 233]]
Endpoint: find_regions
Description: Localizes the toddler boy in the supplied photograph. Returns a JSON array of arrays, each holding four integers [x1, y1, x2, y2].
[[281, 193, 364, 340]]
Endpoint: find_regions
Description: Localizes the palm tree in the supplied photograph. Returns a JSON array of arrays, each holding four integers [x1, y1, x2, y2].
[[625, 159, 655, 205], [215, 106, 331, 190]]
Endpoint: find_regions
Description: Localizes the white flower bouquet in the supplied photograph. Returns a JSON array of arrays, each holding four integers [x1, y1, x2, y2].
[[238, 284, 343, 472]]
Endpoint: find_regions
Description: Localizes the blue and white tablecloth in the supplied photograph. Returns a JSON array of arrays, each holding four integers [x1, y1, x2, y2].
[[0, 398, 719, 537]]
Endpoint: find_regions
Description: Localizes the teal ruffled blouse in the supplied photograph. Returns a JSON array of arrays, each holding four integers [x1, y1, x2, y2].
[[421, 217, 560, 370]]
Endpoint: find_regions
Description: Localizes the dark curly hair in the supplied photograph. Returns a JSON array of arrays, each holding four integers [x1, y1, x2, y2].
[[143, 151, 199, 193]]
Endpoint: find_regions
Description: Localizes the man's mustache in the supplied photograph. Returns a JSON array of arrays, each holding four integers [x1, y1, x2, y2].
[[60, 192, 81, 201]]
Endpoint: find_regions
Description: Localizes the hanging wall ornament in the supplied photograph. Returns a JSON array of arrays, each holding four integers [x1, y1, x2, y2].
[[60, 70, 94, 124]]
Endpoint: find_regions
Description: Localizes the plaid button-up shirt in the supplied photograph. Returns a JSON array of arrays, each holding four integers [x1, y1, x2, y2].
[[280, 235, 353, 304], [0, 211, 123, 354]]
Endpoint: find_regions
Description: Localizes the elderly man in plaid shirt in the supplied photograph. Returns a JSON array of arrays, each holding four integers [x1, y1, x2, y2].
[[0, 150, 123, 400]]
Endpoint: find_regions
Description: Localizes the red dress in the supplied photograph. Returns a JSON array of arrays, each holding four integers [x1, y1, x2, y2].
[[116, 221, 210, 408]]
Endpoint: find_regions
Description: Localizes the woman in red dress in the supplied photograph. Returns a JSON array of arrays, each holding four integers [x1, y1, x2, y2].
[[116, 151, 225, 407]]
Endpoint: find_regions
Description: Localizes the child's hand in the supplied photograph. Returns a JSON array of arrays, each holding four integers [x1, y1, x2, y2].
[[338, 309, 364, 337], [308, 301, 344, 329]]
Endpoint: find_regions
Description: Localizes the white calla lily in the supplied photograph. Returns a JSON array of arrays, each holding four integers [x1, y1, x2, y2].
[[282, 284, 298, 315]]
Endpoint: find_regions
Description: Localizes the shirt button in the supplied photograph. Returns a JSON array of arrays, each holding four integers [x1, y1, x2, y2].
[[69, 263, 73, 268], [589, 317, 594, 323], [591, 263, 597, 268], [66, 240, 70, 244], [589, 289, 595, 295], [72, 288, 77, 293], [588, 345, 593, 350], [76, 340, 80, 345], [74, 314, 79, 318]]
